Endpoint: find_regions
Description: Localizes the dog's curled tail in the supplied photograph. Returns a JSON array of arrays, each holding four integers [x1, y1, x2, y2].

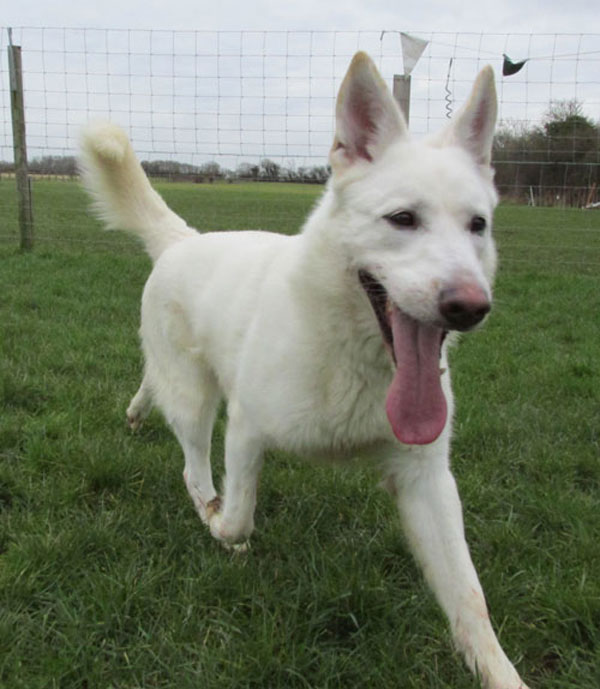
[[79, 121, 195, 262]]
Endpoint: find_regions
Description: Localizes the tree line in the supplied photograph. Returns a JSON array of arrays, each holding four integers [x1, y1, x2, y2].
[[1, 100, 597, 206], [139, 158, 330, 184], [493, 100, 599, 207], [0, 156, 329, 185]]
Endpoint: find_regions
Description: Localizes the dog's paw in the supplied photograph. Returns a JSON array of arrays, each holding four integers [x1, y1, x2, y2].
[[183, 476, 216, 525], [205, 495, 222, 520], [126, 409, 144, 432], [126, 387, 152, 432], [208, 509, 229, 541], [487, 681, 530, 689], [223, 540, 250, 554], [480, 668, 530, 689], [207, 501, 251, 552]]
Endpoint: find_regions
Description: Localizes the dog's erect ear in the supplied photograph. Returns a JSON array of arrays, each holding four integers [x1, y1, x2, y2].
[[443, 66, 497, 167], [330, 52, 407, 173]]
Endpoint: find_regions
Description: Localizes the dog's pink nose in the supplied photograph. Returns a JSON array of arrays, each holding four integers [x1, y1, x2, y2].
[[439, 283, 490, 331]]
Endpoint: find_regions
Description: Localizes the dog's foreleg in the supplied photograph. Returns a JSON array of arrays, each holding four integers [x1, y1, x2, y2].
[[160, 368, 221, 525], [208, 402, 264, 547], [387, 446, 528, 689], [174, 409, 219, 526]]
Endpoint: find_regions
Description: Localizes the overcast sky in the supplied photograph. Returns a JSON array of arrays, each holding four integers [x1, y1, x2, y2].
[[4, 0, 600, 35], [2, 1, 599, 169]]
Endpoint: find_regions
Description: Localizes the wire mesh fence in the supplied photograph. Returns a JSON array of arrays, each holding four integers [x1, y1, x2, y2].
[[0, 28, 599, 258], [1, 28, 599, 188]]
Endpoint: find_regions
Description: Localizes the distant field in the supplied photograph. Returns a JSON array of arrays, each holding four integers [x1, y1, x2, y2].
[[1, 180, 599, 688]]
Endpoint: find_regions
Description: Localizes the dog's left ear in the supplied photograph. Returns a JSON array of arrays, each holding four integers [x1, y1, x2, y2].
[[442, 66, 497, 167], [330, 52, 408, 173]]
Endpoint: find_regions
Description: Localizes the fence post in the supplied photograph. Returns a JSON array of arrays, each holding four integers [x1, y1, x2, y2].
[[393, 74, 411, 126], [8, 31, 34, 251]]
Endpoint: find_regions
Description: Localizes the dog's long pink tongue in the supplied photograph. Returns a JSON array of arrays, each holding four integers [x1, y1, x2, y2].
[[385, 307, 447, 445]]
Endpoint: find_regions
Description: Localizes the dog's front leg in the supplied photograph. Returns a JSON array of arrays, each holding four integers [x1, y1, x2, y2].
[[386, 443, 529, 689], [208, 401, 265, 547]]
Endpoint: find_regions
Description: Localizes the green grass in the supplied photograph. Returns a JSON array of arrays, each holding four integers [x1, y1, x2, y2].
[[1, 180, 599, 688]]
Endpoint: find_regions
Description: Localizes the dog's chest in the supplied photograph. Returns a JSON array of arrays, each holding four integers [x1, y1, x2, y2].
[[259, 328, 394, 456]]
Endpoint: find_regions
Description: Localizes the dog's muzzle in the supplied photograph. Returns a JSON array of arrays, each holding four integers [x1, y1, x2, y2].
[[438, 283, 490, 331]]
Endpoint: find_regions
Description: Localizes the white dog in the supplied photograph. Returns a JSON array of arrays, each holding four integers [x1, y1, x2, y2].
[[80, 52, 529, 689]]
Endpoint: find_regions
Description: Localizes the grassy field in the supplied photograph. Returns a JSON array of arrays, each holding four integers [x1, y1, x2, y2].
[[1, 180, 599, 688]]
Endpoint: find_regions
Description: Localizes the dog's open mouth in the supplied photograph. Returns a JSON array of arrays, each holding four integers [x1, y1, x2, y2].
[[359, 270, 448, 446]]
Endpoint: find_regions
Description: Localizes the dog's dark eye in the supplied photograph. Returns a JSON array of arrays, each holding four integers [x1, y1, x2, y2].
[[470, 216, 487, 235], [386, 211, 417, 229]]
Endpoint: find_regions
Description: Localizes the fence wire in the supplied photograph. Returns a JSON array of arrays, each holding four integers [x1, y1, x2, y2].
[[1, 28, 599, 190], [0, 28, 599, 262]]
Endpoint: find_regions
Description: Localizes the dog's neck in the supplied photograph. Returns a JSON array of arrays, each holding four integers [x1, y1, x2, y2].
[[288, 186, 385, 354], [296, 186, 354, 291]]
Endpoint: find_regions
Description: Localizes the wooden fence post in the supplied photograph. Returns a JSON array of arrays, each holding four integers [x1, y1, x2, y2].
[[8, 31, 34, 251]]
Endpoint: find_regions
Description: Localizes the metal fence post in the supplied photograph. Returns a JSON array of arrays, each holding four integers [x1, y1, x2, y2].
[[393, 74, 411, 126], [8, 30, 34, 251]]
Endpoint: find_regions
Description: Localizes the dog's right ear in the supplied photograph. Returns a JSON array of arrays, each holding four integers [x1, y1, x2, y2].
[[330, 52, 407, 174], [433, 66, 497, 167]]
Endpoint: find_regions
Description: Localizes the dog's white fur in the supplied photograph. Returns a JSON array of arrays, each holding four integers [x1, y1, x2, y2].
[[80, 52, 528, 688]]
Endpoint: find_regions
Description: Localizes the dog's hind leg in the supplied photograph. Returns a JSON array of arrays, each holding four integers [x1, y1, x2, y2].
[[385, 444, 528, 689], [126, 374, 153, 431], [208, 401, 265, 547]]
